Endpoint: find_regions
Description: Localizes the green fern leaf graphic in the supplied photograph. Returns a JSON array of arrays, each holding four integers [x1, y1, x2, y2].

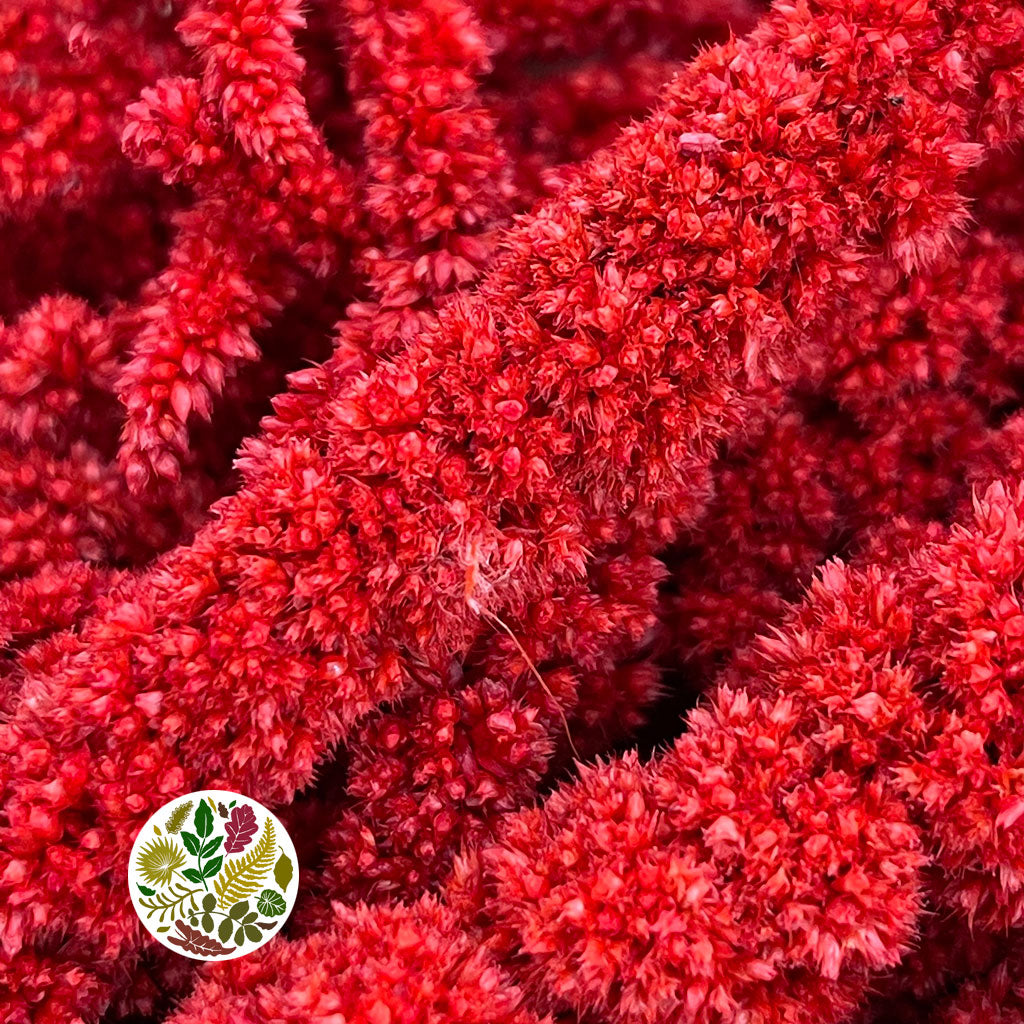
[[213, 817, 276, 909]]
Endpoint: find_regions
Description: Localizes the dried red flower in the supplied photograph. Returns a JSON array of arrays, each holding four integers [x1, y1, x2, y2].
[[168, 897, 545, 1024], [2, 0, 1024, 1022]]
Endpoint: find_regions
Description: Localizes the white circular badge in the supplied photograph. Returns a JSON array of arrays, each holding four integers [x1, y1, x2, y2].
[[129, 790, 298, 960]]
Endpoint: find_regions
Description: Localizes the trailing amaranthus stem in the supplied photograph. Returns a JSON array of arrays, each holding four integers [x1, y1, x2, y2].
[[115, 0, 358, 488], [480, 479, 1024, 1024], [340, 0, 515, 311]]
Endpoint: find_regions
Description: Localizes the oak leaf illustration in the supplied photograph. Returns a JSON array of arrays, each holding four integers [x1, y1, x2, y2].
[[213, 817, 275, 908], [167, 920, 236, 956], [223, 804, 258, 853]]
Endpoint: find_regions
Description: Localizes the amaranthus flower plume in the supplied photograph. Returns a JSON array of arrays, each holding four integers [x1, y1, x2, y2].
[[2, 0, 1024, 1023]]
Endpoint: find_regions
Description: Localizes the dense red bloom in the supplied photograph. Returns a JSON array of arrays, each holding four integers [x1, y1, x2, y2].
[[481, 481, 1024, 1024], [2, 0, 1024, 1023], [341, 0, 513, 304], [668, 180, 1024, 683], [169, 897, 545, 1024], [4, 1, 1023, 1018], [307, 138, 1024, 916], [114, 0, 358, 487], [0, 0, 184, 219], [311, 536, 663, 906]]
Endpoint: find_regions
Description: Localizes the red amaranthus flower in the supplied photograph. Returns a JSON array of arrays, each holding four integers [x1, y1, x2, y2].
[[169, 897, 545, 1024], [114, 0, 358, 487], [0, 0, 185, 219], [1, 0, 1024, 1023], [477, 480, 1024, 1024], [669, 171, 1024, 683]]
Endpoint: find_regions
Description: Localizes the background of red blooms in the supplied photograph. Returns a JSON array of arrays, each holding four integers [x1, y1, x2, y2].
[[2, 0, 1024, 1022]]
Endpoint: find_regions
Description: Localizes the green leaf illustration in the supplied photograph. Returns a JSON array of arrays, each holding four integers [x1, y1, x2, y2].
[[256, 889, 287, 917], [213, 818, 275, 909], [194, 800, 214, 839], [200, 836, 223, 858], [242, 912, 258, 924], [182, 868, 204, 884], [157, 926, 170, 933], [137, 884, 156, 897], [165, 800, 193, 835], [180, 832, 200, 856], [273, 852, 293, 891], [218, 917, 233, 942], [201, 855, 223, 879], [234, 926, 245, 945], [201, 912, 214, 933], [244, 925, 261, 941], [228, 900, 249, 920], [202, 893, 216, 912], [137, 882, 202, 923], [136, 836, 188, 887]]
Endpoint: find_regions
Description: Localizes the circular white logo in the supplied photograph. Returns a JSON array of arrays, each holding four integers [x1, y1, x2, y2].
[[129, 790, 298, 960]]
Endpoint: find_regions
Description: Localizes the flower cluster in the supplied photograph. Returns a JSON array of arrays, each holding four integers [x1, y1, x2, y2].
[[480, 480, 1024, 1024], [170, 897, 543, 1024], [2, 1, 1024, 1023]]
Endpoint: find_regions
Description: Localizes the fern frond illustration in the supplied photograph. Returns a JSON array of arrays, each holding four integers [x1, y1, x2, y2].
[[213, 818, 276, 908], [136, 836, 187, 886], [138, 881, 202, 923], [164, 800, 193, 834]]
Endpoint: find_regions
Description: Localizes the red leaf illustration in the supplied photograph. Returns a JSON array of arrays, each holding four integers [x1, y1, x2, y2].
[[223, 804, 258, 853], [166, 921, 236, 957]]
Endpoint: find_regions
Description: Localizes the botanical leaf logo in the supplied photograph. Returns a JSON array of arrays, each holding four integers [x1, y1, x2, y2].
[[129, 790, 298, 961], [224, 804, 258, 852]]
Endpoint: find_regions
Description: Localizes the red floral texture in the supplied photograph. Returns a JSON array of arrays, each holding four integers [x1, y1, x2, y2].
[[168, 897, 546, 1024], [115, 0, 358, 488], [182, 470, 1024, 1024], [667, 201, 1024, 684], [310, 231, 1024, 916], [307, 31, 1024, 912], [478, 480, 1024, 1024], [0, 0, 185, 219], [1, 1, 1024, 1023]]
